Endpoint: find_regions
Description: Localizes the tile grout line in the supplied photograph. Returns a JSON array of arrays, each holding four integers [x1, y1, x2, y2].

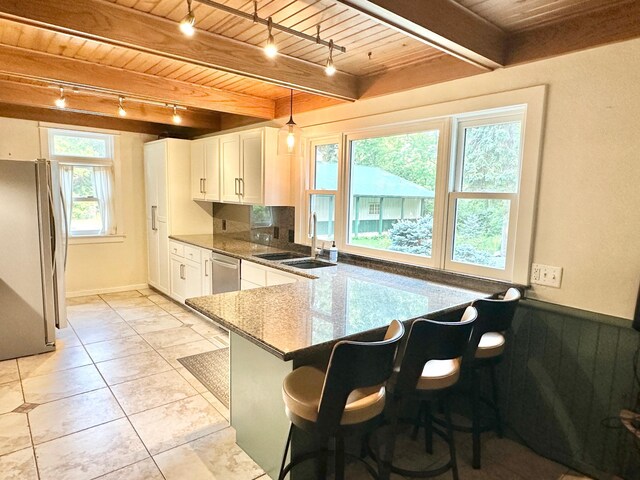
[[15, 357, 42, 480]]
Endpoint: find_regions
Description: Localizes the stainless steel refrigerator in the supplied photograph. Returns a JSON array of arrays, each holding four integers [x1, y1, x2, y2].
[[0, 158, 68, 361]]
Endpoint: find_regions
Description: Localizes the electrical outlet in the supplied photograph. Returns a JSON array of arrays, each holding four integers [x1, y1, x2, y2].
[[531, 263, 563, 288]]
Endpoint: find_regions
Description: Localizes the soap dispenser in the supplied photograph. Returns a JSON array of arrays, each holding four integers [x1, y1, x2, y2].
[[329, 241, 338, 263]]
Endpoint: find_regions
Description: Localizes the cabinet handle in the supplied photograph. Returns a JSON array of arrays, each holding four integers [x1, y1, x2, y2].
[[202, 178, 207, 194], [204, 259, 209, 277], [180, 264, 185, 280], [239, 178, 244, 196], [199, 178, 203, 193], [151, 206, 157, 231], [234, 178, 239, 195]]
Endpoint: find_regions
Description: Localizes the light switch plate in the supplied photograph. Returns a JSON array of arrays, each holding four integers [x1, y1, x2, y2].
[[531, 263, 563, 288]]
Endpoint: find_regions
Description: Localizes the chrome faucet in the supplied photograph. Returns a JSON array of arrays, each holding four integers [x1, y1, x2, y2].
[[309, 212, 318, 258]]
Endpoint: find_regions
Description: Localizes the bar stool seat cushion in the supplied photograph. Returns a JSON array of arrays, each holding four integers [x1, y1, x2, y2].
[[416, 358, 461, 391], [475, 332, 505, 359], [282, 366, 385, 425]]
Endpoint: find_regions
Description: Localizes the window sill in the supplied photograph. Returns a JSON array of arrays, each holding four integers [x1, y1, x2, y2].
[[69, 234, 126, 245]]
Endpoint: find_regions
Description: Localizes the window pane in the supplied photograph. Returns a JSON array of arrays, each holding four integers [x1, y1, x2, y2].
[[70, 200, 102, 235], [310, 194, 335, 242], [53, 134, 108, 158], [72, 167, 96, 198], [452, 198, 510, 269], [313, 143, 339, 190], [461, 121, 521, 193], [348, 130, 439, 258]]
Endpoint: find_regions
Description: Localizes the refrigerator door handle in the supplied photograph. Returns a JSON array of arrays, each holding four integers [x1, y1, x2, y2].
[[47, 187, 57, 271], [59, 187, 69, 269]]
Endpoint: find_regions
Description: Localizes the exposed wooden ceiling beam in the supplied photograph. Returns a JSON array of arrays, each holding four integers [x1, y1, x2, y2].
[[0, 44, 274, 120], [507, 0, 640, 65], [0, 102, 206, 138], [0, 0, 359, 101], [0, 78, 221, 130], [335, 0, 507, 69], [358, 54, 483, 99], [274, 93, 347, 119]]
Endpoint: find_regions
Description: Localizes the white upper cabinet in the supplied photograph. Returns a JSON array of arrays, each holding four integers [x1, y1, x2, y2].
[[191, 137, 219, 202], [217, 127, 291, 206]]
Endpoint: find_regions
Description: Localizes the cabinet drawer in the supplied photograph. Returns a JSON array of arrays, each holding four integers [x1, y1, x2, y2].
[[184, 245, 201, 263], [241, 261, 267, 286], [241, 279, 262, 291], [169, 241, 184, 257]]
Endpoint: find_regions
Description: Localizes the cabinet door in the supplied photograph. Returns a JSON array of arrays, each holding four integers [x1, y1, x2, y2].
[[201, 252, 212, 295], [184, 262, 202, 300], [220, 135, 241, 203], [157, 220, 170, 294], [147, 219, 159, 288], [241, 279, 262, 291], [191, 140, 205, 201], [203, 138, 220, 202], [266, 269, 298, 286], [170, 257, 186, 303], [239, 130, 263, 204], [145, 142, 168, 220]]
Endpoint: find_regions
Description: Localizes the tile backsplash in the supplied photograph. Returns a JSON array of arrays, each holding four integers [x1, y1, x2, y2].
[[212, 203, 303, 252]]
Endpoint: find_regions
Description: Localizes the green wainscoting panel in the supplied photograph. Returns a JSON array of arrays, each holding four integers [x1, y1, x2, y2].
[[230, 332, 293, 480], [498, 300, 640, 479]]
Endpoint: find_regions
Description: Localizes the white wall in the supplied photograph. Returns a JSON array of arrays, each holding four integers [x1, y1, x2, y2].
[[0, 117, 153, 296], [290, 39, 640, 320]]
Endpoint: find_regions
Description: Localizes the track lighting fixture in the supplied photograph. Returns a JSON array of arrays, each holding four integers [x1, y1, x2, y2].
[[118, 96, 127, 117], [264, 17, 277, 58], [179, 0, 196, 37], [54, 87, 66, 109], [325, 40, 336, 76], [172, 105, 182, 124]]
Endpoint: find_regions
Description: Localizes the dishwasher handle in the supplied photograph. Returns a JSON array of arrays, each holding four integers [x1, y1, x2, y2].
[[210, 258, 239, 270]]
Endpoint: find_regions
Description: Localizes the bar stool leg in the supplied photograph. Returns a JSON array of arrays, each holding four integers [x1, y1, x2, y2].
[[278, 424, 293, 480], [424, 401, 433, 454], [411, 402, 424, 440], [471, 368, 481, 469], [443, 393, 459, 480], [489, 364, 504, 438], [316, 436, 328, 480], [335, 436, 345, 480], [381, 401, 400, 480]]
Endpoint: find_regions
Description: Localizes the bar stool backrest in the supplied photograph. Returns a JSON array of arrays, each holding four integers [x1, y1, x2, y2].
[[316, 320, 405, 433], [394, 306, 477, 396], [466, 288, 521, 361]]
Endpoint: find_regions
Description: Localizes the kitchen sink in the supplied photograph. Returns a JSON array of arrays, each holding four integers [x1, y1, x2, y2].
[[253, 252, 308, 261], [281, 258, 336, 269]]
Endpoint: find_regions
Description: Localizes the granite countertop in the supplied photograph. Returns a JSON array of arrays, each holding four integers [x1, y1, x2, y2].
[[179, 235, 496, 361]]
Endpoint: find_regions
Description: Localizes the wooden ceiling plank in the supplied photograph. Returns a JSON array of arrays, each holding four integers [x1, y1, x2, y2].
[[274, 92, 346, 118], [334, 0, 507, 68], [0, 44, 275, 118], [0, 0, 358, 100], [507, 0, 640, 65], [0, 78, 221, 129]]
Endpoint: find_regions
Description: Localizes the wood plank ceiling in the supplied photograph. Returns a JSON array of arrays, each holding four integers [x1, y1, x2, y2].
[[0, 0, 637, 137]]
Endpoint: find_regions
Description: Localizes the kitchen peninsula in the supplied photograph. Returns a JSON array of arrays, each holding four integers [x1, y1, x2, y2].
[[184, 235, 505, 478]]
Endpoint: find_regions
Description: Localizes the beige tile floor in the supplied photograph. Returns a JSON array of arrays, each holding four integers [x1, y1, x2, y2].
[[0, 288, 591, 480]]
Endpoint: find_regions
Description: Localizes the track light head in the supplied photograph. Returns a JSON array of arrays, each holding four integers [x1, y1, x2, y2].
[[264, 17, 277, 58], [325, 40, 336, 76], [179, 0, 196, 37], [54, 87, 66, 108], [172, 105, 182, 124], [118, 97, 127, 117]]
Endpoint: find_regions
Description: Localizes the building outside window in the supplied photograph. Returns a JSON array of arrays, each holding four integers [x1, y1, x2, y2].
[[48, 129, 117, 237]]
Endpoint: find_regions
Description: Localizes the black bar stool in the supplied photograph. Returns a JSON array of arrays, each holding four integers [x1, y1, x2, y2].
[[382, 306, 477, 480], [457, 288, 521, 469], [277, 320, 405, 480]]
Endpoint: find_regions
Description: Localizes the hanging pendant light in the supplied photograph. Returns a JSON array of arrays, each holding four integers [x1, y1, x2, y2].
[[281, 90, 302, 154]]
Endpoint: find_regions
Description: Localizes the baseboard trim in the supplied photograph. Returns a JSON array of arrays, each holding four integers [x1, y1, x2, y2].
[[66, 283, 150, 298]]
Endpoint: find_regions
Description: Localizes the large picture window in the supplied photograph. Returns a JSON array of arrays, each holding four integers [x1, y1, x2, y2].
[[48, 129, 117, 237], [300, 87, 545, 284]]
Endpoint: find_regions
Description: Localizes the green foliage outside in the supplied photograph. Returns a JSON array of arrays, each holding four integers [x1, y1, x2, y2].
[[71, 167, 99, 221], [54, 135, 107, 158]]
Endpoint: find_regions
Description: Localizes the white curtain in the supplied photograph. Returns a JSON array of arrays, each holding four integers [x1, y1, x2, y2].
[[59, 165, 74, 230], [93, 166, 116, 235]]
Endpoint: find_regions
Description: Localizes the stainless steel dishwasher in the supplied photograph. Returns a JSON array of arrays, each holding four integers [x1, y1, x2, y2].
[[210, 252, 240, 294]]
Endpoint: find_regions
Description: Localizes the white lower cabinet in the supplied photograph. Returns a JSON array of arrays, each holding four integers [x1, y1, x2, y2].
[[169, 241, 203, 303], [240, 260, 300, 289]]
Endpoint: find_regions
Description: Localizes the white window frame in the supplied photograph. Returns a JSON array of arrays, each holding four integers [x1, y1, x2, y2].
[[341, 120, 448, 268], [39, 125, 124, 244], [296, 86, 546, 284], [444, 110, 525, 281]]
